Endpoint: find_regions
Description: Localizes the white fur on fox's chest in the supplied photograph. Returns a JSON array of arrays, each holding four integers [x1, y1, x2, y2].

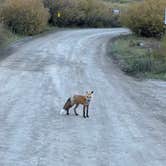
[[85, 98, 91, 105]]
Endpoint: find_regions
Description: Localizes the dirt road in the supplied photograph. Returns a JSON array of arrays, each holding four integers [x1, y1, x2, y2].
[[0, 28, 166, 166]]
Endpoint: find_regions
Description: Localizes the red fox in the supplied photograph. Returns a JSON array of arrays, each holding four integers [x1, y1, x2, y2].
[[60, 91, 94, 118]]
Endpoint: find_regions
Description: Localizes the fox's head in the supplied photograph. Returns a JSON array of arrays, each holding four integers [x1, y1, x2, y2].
[[85, 91, 94, 102]]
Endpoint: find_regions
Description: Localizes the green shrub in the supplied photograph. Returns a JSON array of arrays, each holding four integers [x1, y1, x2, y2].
[[121, 0, 166, 37], [0, 0, 50, 35]]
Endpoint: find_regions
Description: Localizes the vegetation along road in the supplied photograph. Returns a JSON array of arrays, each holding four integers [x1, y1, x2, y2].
[[0, 28, 166, 166]]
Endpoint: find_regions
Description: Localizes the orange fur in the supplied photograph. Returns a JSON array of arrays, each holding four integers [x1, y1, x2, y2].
[[72, 95, 87, 105], [62, 91, 93, 118]]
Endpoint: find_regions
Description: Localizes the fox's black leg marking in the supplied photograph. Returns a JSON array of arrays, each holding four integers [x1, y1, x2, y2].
[[86, 105, 89, 118], [74, 104, 79, 116], [83, 105, 86, 118], [66, 109, 69, 115]]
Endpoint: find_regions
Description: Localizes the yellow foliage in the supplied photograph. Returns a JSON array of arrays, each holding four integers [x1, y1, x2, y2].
[[0, 0, 50, 35], [121, 0, 166, 37]]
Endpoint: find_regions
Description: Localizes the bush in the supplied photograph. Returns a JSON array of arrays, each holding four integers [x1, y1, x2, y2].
[[43, 0, 85, 26], [44, 0, 117, 27], [0, 0, 50, 35], [54, 0, 87, 26], [84, 0, 113, 27], [121, 0, 166, 37]]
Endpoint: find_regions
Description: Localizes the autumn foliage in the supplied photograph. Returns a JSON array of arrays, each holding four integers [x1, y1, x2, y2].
[[0, 0, 49, 35], [43, 0, 115, 27], [121, 0, 166, 37]]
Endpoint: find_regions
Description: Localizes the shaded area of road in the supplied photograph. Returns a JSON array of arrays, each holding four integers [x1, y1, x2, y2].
[[0, 28, 166, 166]]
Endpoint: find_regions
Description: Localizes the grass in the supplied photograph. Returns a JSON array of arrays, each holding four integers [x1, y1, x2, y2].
[[0, 25, 60, 49], [108, 35, 166, 80], [145, 73, 166, 80], [3, 31, 23, 46], [104, 0, 142, 3], [0, 26, 24, 48]]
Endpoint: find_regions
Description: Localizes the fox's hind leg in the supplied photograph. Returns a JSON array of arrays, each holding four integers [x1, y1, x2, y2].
[[74, 104, 79, 116]]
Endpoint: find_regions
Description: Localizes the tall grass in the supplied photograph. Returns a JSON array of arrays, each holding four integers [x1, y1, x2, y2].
[[152, 36, 166, 73], [109, 35, 166, 78]]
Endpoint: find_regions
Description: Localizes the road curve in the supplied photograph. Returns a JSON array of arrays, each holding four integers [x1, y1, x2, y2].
[[0, 28, 166, 166]]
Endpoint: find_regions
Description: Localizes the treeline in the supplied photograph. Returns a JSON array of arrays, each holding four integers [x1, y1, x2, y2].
[[0, 0, 119, 36], [43, 0, 116, 27], [1, 0, 166, 39]]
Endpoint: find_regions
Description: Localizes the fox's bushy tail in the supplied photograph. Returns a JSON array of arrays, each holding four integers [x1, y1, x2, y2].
[[60, 97, 73, 115], [63, 98, 72, 110], [60, 109, 66, 115]]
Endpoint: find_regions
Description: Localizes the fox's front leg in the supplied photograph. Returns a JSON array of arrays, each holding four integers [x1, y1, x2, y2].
[[66, 109, 69, 115], [83, 105, 86, 118], [74, 104, 79, 116], [86, 105, 89, 118]]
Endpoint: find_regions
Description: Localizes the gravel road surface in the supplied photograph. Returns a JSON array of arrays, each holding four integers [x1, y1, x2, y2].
[[0, 28, 166, 166]]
